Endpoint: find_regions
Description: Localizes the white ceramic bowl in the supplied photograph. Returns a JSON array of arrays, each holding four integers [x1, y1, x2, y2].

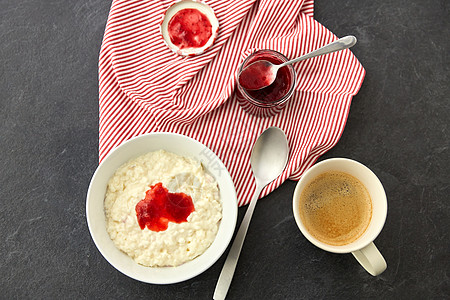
[[86, 133, 237, 284], [160, 0, 219, 56]]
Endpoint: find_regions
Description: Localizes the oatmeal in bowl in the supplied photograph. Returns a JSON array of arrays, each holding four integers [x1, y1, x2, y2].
[[105, 150, 222, 267], [86, 133, 237, 284]]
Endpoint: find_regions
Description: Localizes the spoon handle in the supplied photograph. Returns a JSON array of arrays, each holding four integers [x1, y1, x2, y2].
[[213, 184, 264, 300], [278, 35, 357, 68]]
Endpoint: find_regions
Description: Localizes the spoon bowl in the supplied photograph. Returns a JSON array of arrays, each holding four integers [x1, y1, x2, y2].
[[251, 127, 290, 183]]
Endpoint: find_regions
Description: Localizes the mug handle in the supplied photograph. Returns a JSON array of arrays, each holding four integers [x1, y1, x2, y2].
[[351, 242, 387, 276]]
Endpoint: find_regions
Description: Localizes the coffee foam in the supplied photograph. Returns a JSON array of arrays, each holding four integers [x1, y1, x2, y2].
[[299, 171, 372, 246]]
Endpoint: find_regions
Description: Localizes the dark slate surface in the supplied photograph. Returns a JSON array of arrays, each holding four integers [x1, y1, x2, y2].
[[1, 0, 448, 299]]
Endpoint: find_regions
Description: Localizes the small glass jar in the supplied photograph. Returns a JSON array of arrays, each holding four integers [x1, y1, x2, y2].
[[236, 50, 296, 118]]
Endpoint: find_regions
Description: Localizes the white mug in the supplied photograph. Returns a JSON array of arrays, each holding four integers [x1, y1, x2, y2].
[[292, 158, 387, 276]]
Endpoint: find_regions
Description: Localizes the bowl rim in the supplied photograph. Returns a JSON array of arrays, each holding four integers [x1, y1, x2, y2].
[[86, 132, 237, 284]]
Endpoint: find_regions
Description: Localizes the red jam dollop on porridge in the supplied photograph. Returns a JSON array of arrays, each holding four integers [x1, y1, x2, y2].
[[135, 182, 195, 232], [104, 150, 222, 267]]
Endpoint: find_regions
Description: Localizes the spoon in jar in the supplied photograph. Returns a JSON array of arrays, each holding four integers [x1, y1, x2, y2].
[[214, 127, 289, 300], [238, 35, 357, 91]]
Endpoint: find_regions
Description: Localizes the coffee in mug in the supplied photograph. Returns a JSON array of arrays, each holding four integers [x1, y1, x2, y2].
[[292, 158, 387, 276], [298, 171, 372, 246]]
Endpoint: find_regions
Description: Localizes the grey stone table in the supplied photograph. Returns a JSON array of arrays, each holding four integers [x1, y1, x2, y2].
[[1, 0, 448, 298]]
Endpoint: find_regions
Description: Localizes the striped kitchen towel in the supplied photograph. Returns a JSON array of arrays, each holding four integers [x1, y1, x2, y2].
[[98, 0, 365, 206]]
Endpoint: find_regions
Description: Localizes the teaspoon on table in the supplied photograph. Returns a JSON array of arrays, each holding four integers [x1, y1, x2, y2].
[[213, 127, 289, 300], [238, 35, 357, 90]]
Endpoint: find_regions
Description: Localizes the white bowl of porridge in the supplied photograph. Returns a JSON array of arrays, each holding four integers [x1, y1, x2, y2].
[[86, 133, 237, 284]]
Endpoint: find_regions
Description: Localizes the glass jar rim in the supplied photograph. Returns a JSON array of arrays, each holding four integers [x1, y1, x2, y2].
[[237, 49, 297, 107]]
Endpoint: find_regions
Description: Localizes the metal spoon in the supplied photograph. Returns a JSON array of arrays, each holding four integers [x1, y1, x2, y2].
[[214, 127, 289, 300], [238, 35, 357, 90]]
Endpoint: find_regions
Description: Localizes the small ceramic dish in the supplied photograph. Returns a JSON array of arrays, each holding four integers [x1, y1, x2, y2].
[[160, 0, 219, 56], [86, 132, 237, 284]]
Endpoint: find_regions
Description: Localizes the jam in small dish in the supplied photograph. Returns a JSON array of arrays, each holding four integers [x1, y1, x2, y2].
[[161, 0, 219, 56]]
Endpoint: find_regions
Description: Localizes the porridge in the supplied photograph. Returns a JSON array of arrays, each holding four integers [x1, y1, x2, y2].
[[104, 150, 222, 267]]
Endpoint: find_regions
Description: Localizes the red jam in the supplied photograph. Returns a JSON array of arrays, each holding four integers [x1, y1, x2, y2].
[[240, 55, 292, 103], [167, 8, 213, 49], [135, 182, 195, 232], [238, 62, 275, 90]]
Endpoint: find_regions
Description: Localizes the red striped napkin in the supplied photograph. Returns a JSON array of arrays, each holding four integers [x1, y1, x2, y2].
[[99, 0, 365, 206]]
